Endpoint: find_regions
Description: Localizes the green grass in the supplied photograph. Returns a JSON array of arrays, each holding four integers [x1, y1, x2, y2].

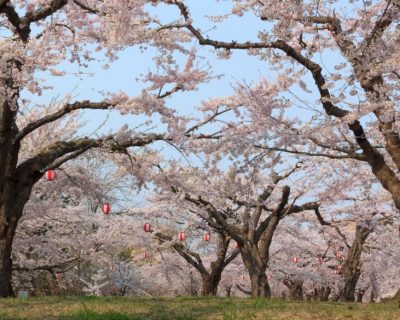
[[0, 296, 398, 320]]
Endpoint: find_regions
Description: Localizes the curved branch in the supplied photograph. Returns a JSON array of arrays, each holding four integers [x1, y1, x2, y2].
[[16, 133, 164, 177], [15, 101, 111, 143], [154, 232, 207, 274]]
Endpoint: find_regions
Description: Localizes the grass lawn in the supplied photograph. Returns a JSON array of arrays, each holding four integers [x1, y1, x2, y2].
[[0, 296, 399, 320]]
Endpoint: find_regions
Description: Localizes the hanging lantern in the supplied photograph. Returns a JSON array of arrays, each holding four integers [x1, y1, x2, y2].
[[46, 170, 56, 181], [292, 256, 300, 263], [179, 231, 186, 241], [101, 203, 111, 215], [203, 233, 210, 241], [55, 272, 62, 281], [143, 223, 152, 233]]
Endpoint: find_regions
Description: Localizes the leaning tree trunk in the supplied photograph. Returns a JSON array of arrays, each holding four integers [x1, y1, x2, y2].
[[341, 225, 372, 302]]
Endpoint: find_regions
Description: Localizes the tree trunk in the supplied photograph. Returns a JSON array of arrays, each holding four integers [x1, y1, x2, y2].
[[355, 289, 366, 303], [241, 247, 270, 298], [201, 273, 220, 296], [341, 225, 372, 302], [0, 77, 22, 297], [313, 286, 331, 301], [225, 285, 232, 297], [248, 271, 270, 298], [283, 280, 303, 300], [0, 231, 14, 297], [0, 175, 35, 297], [0, 195, 29, 297]]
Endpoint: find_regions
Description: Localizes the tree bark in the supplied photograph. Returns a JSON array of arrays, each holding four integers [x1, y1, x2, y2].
[[0, 178, 35, 297], [283, 279, 303, 300], [341, 225, 372, 302], [155, 232, 239, 297], [313, 286, 331, 301], [241, 246, 271, 298], [201, 273, 219, 296]]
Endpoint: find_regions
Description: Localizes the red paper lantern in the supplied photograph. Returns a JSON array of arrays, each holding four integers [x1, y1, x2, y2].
[[143, 223, 152, 233], [101, 203, 111, 215], [179, 231, 186, 241], [203, 233, 210, 241], [292, 256, 300, 263], [46, 170, 56, 181]]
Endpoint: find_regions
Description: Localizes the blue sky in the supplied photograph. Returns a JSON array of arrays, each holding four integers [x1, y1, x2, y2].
[[21, 0, 353, 161], [22, 1, 286, 133]]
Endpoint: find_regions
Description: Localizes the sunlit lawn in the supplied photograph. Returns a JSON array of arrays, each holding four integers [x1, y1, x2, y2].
[[0, 296, 399, 320]]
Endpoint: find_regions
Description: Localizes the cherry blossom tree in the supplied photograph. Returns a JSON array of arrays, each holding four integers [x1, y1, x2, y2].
[[145, 199, 241, 296], [149, 0, 400, 212], [0, 0, 220, 297], [143, 156, 332, 298]]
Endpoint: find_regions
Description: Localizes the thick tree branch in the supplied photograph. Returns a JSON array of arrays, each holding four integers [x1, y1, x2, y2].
[[15, 101, 111, 143], [16, 133, 164, 178], [254, 145, 366, 161], [12, 257, 84, 273], [72, 0, 98, 14], [170, 186, 243, 243], [22, 0, 68, 25], [154, 232, 207, 274], [162, 0, 400, 209], [236, 284, 251, 295]]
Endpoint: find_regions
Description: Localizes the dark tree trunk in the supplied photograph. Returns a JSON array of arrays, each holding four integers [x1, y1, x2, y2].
[[156, 232, 239, 297], [313, 286, 331, 301], [283, 280, 303, 300], [341, 225, 372, 302], [201, 273, 220, 296], [0, 184, 33, 298], [225, 284, 232, 297], [0, 65, 23, 297], [249, 272, 271, 298], [0, 232, 14, 297], [355, 289, 366, 303]]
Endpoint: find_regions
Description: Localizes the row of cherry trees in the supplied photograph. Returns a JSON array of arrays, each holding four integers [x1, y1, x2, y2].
[[1, 0, 399, 299]]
